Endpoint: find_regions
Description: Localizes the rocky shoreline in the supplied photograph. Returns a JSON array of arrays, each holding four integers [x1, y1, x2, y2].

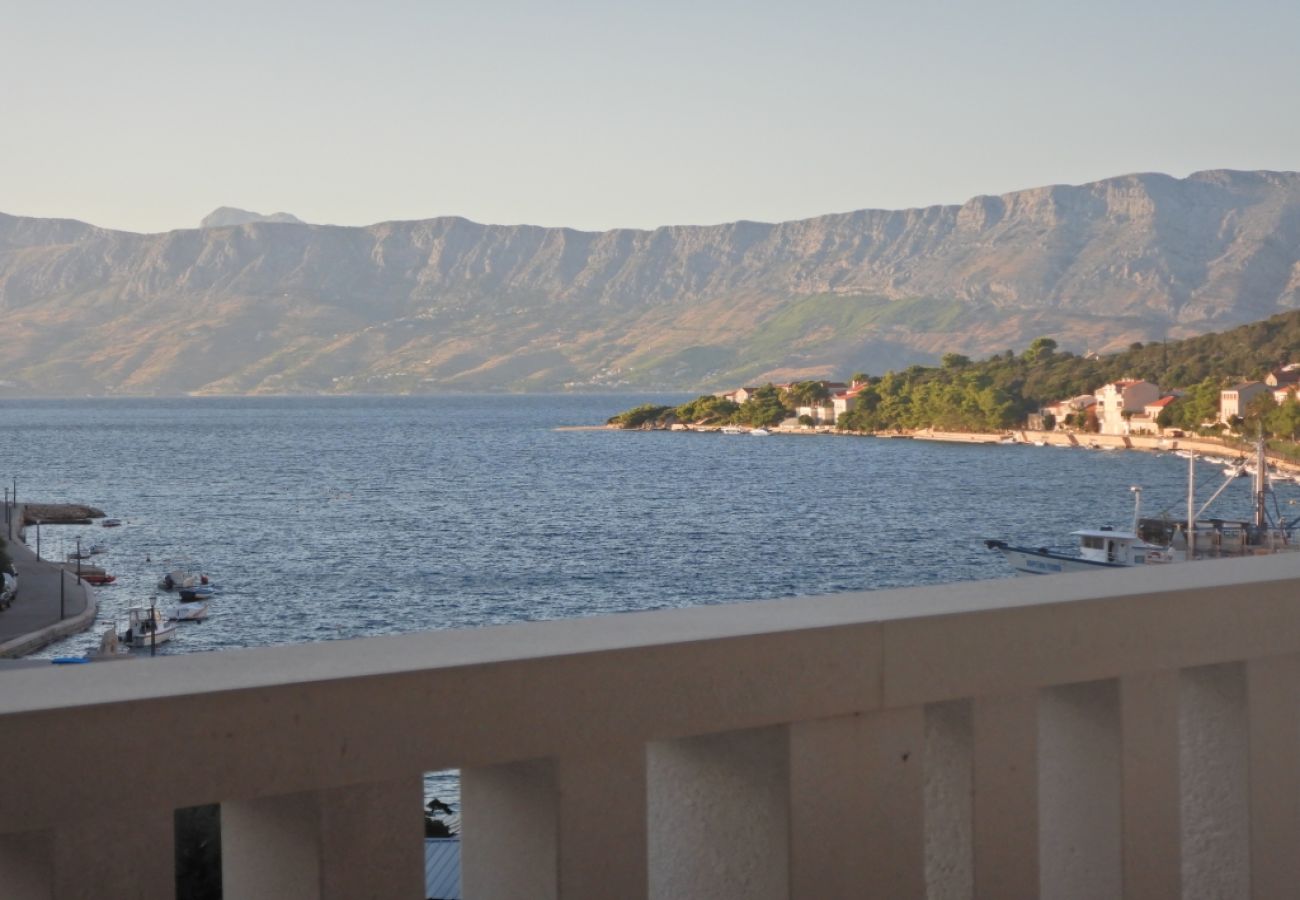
[[21, 503, 106, 525]]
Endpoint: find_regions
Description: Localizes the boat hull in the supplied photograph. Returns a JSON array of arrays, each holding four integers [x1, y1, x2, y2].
[[985, 542, 1128, 575]]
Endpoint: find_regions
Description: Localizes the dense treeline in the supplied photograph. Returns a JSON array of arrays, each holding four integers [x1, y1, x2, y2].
[[607, 309, 1300, 433]]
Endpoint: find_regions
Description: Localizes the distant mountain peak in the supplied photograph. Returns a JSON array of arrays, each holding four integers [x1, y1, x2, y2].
[[200, 207, 304, 229]]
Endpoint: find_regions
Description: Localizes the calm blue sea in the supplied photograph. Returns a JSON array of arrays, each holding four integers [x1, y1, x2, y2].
[[0, 394, 1277, 658], [1, 395, 1279, 808]]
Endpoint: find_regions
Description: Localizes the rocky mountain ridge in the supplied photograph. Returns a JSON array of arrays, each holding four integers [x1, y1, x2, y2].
[[1, 169, 1298, 395]]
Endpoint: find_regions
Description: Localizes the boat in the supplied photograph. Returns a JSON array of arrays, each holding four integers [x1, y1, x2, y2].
[[987, 440, 1297, 575], [118, 605, 179, 648], [986, 528, 1175, 574], [101, 518, 123, 528], [178, 584, 216, 602], [168, 600, 210, 622], [65, 562, 117, 585], [159, 564, 208, 591], [719, 426, 745, 435], [749, 428, 771, 436]]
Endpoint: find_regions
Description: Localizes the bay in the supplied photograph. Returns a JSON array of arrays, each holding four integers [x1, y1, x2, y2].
[[0, 394, 1275, 659]]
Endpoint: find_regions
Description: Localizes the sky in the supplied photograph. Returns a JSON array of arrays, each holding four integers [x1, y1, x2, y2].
[[3, 0, 1299, 234]]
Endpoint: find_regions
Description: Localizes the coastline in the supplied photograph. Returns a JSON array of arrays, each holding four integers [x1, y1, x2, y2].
[[0, 504, 101, 659], [607, 422, 1300, 474]]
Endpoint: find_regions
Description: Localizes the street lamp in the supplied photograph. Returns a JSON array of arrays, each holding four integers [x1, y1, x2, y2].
[[75, 536, 82, 585], [34, 519, 41, 561]]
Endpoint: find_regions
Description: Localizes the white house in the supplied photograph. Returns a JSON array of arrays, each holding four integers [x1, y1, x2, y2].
[[1094, 380, 1160, 435], [1126, 395, 1177, 435], [1219, 382, 1268, 424]]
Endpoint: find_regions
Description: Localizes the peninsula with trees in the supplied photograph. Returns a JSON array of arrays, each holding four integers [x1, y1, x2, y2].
[[608, 309, 1300, 448]]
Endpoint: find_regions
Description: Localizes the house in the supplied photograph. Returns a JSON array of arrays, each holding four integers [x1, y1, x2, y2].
[[831, 388, 862, 422], [1264, 364, 1300, 388], [1219, 382, 1268, 424], [1094, 380, 1160, 435], [1126, 396, 1177, 435], [1273, 384, 1300, 406], [716, 387, 759, 404], [1041, 395, 1097, 429]]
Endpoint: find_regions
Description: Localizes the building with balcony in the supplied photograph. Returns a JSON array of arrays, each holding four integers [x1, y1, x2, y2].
[[1095, 380, 1161, 435], [4, 553, 1300, 898], [1220, 382, 1269, 425]]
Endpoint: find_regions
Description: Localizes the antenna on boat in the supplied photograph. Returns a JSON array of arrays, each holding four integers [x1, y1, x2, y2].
[[1254, 435, 1268, 531]]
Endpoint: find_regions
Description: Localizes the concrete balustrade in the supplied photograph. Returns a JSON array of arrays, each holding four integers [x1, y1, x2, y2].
[[4, 552, 1300, 898]]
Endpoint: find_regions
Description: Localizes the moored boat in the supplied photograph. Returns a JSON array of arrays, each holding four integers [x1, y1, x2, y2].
[[119, 605, 179, 648], [168, 600, 210, 622], [987, 440, 1297, 575]]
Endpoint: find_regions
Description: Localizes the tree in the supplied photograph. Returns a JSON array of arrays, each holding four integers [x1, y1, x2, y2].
[[1023, 337, 1058, 363], [735, 384, 792, 427], [1268, 393, 1300, 440], [941, 353, 971, 369], [1244, 392, 1278, 437], [784, 381, 831, 408]]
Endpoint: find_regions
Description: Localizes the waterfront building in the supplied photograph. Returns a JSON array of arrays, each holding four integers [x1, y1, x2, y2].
[[1126, 395, 1178, 435], [1220, 381, 1268, 424], [1094, 380, 1160, 435]]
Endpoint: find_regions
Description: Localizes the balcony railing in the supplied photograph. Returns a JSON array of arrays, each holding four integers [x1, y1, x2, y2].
[[3, 552, 1300, 898]]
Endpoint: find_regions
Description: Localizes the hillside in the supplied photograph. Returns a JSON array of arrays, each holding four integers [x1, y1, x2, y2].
[[1, 169, 1299, 395]]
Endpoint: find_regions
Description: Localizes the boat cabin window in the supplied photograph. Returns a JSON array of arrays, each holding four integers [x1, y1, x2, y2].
[[1081, 535, 1105, 550]]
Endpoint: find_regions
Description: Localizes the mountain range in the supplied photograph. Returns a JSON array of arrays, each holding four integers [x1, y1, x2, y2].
[[2, 169, 1298, 396]]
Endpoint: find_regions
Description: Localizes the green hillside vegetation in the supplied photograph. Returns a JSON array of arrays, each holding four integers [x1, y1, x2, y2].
[[609, 309, 1300, 435]]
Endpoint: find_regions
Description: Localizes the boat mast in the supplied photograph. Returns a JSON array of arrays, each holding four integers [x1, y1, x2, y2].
[[1186, 450, 1195, 549], [1254, 436, 1268, 531]]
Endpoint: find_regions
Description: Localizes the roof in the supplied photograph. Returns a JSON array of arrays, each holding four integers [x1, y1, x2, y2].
[[1230, 381, 1263, 391], [1147, 396, 1177, 408], [425, 838, 461, 900]]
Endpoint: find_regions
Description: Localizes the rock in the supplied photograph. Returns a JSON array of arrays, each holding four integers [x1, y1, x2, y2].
[[23, 504, 107, 524]]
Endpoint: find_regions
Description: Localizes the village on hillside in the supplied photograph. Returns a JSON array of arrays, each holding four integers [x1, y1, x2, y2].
[[706, 363, 1300, 437]]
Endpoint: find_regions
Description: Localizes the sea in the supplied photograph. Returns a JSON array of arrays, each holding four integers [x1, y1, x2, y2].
[[0, 394, 1280, 809]]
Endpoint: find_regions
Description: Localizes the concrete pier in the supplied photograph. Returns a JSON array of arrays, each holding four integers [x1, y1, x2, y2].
[[0, 504, 99, 658]]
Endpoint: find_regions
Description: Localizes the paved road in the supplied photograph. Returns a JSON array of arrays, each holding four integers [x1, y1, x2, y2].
[[0, 504, 94, 648]]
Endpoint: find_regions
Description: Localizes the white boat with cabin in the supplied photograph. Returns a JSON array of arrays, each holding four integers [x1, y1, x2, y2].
[[119, 606, 180, 648]]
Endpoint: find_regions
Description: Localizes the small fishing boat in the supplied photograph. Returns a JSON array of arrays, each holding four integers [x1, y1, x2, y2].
[[985, 527, 1175, 574], [168, 600, 210, 622], [82, 573, 117, 585], [719, 426, 745, 435], [178, 584, 216, 602], [100, 518, 123, 528], [119, 605, 179, 648], [158, 564, 208, 591], [987, 441, 1297, 576], [749, 428, 771, 436]]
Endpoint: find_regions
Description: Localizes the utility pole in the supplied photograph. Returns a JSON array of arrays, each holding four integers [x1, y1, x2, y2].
[[35, 520, 41, 561], [59, 569, 65, 620]]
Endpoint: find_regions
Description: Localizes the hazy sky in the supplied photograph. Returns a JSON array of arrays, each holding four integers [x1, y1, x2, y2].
[[3, 0, 1298, 234]]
